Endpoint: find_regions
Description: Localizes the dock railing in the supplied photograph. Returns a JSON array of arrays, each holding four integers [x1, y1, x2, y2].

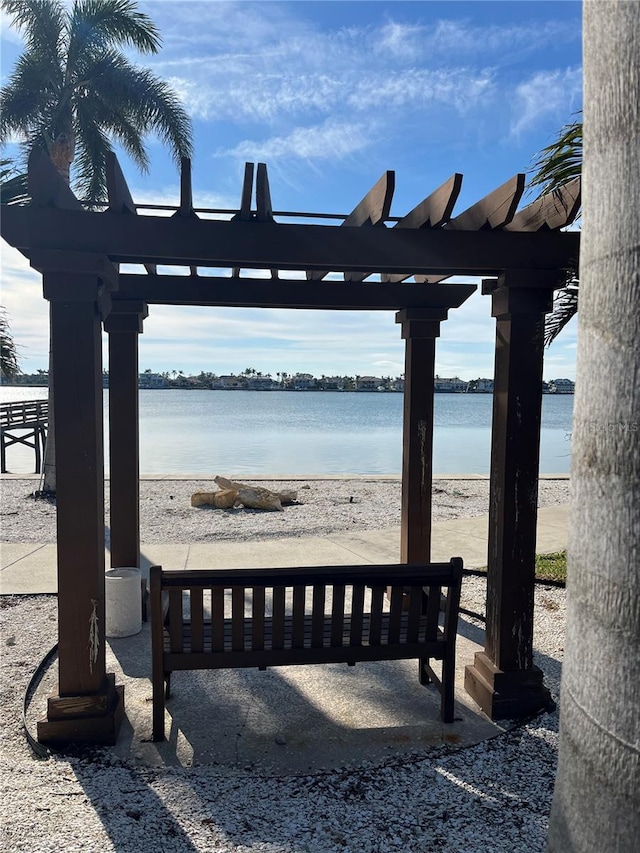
[[0, 400, 49, 473]]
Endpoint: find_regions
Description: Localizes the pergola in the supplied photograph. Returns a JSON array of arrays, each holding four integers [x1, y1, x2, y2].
[[1, 150, 580, 743]]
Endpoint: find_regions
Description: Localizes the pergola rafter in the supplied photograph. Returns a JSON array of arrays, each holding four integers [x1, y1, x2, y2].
[[0, 149, 580, 743]]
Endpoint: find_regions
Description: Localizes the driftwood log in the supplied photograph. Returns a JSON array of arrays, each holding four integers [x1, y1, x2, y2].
[[190, 489, 237, 509], [190, 478, 298, 512], [214, 476, 297, 511]]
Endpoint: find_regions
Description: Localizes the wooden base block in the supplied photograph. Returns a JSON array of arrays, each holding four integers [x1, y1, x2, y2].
[[37, 675, 125, 746], [464, 651, 551, 720]]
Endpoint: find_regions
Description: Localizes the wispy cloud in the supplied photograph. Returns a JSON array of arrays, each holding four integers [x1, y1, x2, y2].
[[217, 118, 377, 163], [510, 67, 582, 136]]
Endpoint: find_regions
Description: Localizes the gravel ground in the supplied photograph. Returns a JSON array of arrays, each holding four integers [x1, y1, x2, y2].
[[0, 477, 570, 544], [0, 477, 568, 851], [0, 582, 566, 853]]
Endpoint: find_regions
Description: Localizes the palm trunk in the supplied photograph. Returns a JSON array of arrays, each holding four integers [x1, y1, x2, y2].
[[547, 2, 640, 850]]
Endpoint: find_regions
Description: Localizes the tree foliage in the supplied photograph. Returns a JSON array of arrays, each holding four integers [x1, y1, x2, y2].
[[0, 0, 193, 201], [529, 115, 582, 346], [0, 308, 20, 379]]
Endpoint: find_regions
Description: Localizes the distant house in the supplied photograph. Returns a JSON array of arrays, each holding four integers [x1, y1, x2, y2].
[[289, 373, 317, 391], [548, 378, 575, 394], [211, 375, 246, 390], [468, 378, 494, 393], [434, 376, 468, 393], [246, 375, 276, 391], [318, 376, 347, 391], [138, 372, 167, 389], [355, 376, 383, 391]]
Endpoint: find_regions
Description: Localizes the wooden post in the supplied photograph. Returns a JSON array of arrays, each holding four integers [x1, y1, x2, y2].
[[396, 308, 448, 563], [34, 257, 124, 744], [105, 302, 148, 571], [465, 270, 557, 719]]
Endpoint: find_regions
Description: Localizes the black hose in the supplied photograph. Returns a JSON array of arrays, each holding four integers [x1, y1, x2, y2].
[[22, 643, 59, 759]]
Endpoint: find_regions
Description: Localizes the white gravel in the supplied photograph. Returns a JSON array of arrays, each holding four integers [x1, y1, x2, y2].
[[0, 477, 570, 545], [0, 477, 568, 851]]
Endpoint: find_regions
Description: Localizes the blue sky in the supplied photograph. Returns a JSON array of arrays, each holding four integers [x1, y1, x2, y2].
[[1, 0, 582, 380]]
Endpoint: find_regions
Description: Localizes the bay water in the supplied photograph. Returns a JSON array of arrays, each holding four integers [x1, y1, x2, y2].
[[0, 387, 573, 476]]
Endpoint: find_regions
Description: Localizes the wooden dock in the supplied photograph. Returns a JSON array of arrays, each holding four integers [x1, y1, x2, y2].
[[0, 399, 48, 473]]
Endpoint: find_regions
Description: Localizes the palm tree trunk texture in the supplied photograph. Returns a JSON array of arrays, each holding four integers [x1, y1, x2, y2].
[[547, 2, 640, 850]]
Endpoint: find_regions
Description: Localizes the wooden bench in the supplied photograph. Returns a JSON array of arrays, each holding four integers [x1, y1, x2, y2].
[[150, 559, 463, 741]]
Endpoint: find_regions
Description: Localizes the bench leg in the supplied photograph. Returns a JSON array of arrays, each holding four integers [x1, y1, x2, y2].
[[418, 657, 431, 685], [441, 660, 455, 724], [152, 672, 165, 742], [165, 671, 171, 700]]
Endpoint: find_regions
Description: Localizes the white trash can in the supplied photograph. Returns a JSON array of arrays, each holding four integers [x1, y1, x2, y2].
[[105, 568, 142, 638]]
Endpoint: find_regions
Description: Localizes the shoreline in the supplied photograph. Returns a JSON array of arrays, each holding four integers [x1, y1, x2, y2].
[[0, 475, 571, 546]]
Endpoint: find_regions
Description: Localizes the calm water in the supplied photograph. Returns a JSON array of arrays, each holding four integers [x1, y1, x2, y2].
[[1, 388, 574, 475]]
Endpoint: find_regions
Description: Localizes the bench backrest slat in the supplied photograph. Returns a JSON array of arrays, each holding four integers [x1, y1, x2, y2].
[[368, 585, 384, 646], [424, 584, 441, 642], [292, 585, 306, 649], [387, 585, 404, 644], [212, 588, 225, 651], [190, 588, 204, 653], [311, 585, 325, 648], [272, 586, 286, 649], [232, 587, 245, 651], [252, 586, 266, 651], [331, 584, 346, 647], [350, 583, 366, 646], [406, 585, 423, 643], [168, 588, 184, 653]]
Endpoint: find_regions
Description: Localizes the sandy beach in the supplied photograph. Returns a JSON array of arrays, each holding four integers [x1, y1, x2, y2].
[[0, 475, 571, 545]]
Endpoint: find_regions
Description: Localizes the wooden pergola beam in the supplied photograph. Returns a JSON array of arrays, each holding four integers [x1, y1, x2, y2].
[[173, 158, 199, 276], [382, 174, 463, 284], [106, 153, 156, 276], [413, 174, 527, 285], [1, 205, 579, 275], [505, 177, 581, 232], [115, 276, 477, 310], [446, 173, 526, 231], [309, 171, 395, 282]]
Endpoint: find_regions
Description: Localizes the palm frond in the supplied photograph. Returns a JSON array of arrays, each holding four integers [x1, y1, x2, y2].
[[78, 52, 192, 164], [545, 279, 579, 346], [1, 0, 64, 63], [529, 116, 582, 197], [72, 102, 113, 202], [0, 159, 29, 205], [0, 51, 63, 143], [69, 0, 161, 61]]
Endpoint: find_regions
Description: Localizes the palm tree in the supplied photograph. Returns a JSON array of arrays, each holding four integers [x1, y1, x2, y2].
[[0, 308, 20, 380], [0, 0, 193, 202], [528, 116, 582, 345], [547, 3, 639, 848], [1, 0, 193, 492]]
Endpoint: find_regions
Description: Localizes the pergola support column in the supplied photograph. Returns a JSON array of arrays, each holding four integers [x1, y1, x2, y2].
[[465, 271, 557, 719], [104, 301, 148, 572], [34, 256, 124, 745], [396, 308, 448, 563]]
